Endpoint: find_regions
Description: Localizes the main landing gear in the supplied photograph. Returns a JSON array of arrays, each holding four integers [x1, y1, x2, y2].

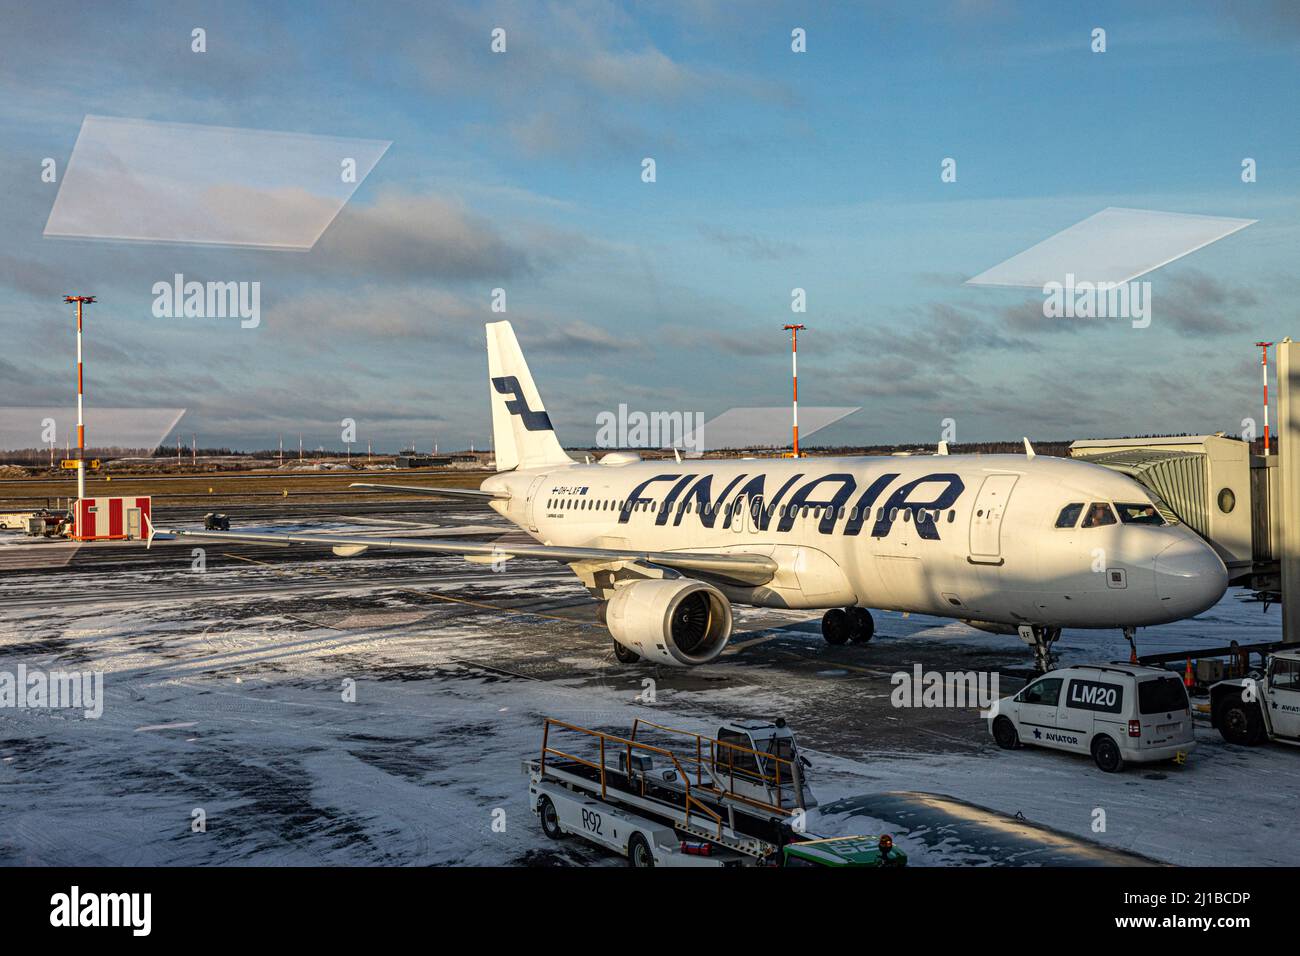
[[1017, 624, 1062, 673], [822, 607, 875, 646], [612, 641, 640, 664]]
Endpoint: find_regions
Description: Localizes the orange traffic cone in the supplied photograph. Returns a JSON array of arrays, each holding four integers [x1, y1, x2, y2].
[[1184, 659, 1195, 688]]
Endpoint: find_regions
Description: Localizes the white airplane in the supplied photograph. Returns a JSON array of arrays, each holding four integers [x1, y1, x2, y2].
[[161, 320, 1228, 671]]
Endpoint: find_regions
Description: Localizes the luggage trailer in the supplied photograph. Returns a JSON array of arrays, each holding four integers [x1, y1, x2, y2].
[[524, 717, 815, 867]]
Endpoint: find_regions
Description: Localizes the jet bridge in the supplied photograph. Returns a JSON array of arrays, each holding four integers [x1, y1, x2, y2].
[[1069, 337, 1300, 645]]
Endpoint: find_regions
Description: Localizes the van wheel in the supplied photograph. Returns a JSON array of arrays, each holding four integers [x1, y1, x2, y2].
[[538, 796, 565, 839], [627, 832, 654, 867], [1220, 700, 1265, 745], [612, 641, 640, 664], [1091, 734, 1123, 773], [822, 609, 849, 646], [992, 716, 1019, 749]]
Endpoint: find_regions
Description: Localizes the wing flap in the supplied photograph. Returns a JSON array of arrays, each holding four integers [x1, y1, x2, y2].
[[154, 527, 776, 585], [349, 482, 504, 499]]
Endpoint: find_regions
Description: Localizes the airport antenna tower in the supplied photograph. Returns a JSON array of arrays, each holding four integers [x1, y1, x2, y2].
[[783, 323, 806, 456], [63, 295, 95, 501], [1257, 341, 1274, 457]]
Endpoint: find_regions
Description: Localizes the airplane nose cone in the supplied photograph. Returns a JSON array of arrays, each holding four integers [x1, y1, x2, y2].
[[1154, 538, 1228, 617]]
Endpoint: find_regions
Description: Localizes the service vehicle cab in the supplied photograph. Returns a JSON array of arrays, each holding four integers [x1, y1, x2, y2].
[[1210, 648, 1300, 747], [779, 834, 907, 868], [989, 663, 1194, 772]]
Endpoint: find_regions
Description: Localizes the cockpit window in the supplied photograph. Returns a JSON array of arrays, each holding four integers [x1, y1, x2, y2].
[[1115, 502, 1165, 526], [1081, 502, 1117, 528], [1055, 503, 1084, 528]]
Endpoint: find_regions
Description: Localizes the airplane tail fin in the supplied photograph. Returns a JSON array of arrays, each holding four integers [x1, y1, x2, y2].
[[486, 320, 573, 471]]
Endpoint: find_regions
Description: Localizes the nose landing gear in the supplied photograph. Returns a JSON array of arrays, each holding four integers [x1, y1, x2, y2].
[[1018, 624, 1061, 673]]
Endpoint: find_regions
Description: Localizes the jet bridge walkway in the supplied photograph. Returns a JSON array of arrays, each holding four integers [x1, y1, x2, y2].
[[1071, 337, 1300, 655]]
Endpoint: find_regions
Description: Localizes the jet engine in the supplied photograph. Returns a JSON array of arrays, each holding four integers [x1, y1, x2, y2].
[[599, 579, 733, 666]]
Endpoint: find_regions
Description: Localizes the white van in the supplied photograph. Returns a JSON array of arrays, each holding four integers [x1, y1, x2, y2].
[[989, 664, 1194, 772]]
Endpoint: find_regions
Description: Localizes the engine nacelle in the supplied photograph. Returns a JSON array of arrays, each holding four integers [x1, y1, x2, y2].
[[600, 579, 733, 666]]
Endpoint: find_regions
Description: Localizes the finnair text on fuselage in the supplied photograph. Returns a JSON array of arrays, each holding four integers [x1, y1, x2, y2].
[[561, 469, 965, 539]]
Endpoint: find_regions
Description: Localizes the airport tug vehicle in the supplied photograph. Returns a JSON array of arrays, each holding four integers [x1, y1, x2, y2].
[[1210, 648, 1300, 747], [779, 834, 906, 868], [989, 663, 1194, 772], [525, 717, 905, 867]]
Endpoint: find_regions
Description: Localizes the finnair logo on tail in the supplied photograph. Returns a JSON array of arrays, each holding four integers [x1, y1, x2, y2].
[[492, 376, 553, 431]]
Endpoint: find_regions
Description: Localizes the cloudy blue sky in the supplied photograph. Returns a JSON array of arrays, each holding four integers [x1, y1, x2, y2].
[[1, 0, 1298, 453]]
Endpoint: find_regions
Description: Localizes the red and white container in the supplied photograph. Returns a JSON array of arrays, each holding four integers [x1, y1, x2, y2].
[[73, 496, 152, 541]]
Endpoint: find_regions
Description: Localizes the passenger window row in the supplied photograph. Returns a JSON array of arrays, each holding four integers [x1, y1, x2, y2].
[[547, 497, 959, 525]]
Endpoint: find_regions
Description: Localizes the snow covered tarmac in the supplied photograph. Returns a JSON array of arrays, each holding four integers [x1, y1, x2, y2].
[[0, 503, 1294, 867]]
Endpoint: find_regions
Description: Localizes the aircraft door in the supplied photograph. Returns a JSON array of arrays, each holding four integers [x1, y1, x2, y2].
[[524, 475, 546, 532], [731, 495, 746, 533], [969, 474, 1018, 562], [1267, 657, 1300, 740]]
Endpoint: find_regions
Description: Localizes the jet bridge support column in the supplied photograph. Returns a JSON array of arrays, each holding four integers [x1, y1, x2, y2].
[[1277, 338, 1300, 644]]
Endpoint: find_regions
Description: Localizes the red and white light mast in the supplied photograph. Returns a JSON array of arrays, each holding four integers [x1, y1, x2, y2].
[[783, 323, 806, 457], [64, 295, 95, 502], [1257, 341, 1274, 457]]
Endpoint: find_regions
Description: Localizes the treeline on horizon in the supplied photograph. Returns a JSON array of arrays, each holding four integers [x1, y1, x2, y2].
[[0, 432, 1276, 467]]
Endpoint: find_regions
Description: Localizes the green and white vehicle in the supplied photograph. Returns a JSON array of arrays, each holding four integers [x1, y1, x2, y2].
[[780, 835, 907, 868]]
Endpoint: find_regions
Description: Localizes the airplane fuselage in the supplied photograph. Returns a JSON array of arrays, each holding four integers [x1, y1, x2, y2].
[[484, 452, 1228, 630]]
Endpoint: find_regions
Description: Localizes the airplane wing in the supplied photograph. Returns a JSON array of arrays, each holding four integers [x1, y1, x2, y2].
[[152, 526, 777, 586], [349, 482, 504, 499]]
